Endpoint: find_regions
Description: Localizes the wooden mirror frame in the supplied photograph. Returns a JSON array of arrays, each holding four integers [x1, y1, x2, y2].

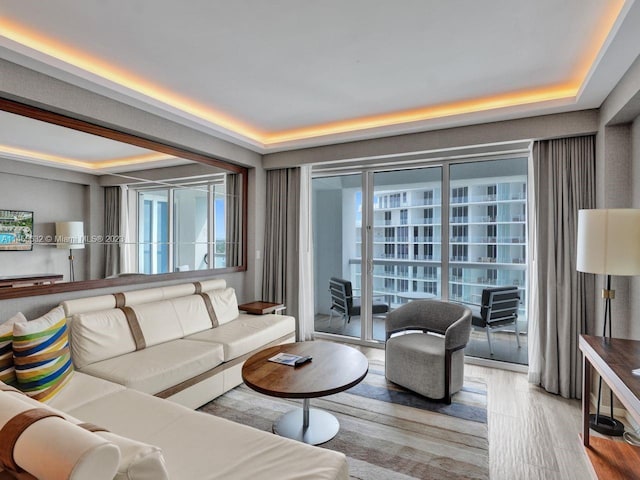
[[0, 97, 248, 300]]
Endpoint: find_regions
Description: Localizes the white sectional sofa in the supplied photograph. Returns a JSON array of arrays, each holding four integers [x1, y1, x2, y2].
[[62, 278, 296, 408], [0, 279, 349, 480]]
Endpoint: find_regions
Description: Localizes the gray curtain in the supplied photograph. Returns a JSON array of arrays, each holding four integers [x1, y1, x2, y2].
[[262, 168, 301, 336], [529, 135, 596, 399], [225, 173, 242, 267], [104, 186, 121, 277]]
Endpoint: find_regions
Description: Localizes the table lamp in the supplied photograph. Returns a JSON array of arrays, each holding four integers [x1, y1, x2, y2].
[[577, 209, 640, 436], [56, 221, 85, 282]]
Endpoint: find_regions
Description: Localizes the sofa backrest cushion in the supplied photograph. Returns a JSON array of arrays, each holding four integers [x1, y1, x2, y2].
[[62, 295, 117, 318], [0, 390, 120, 480], [12, 307, 74, 403], [169, 295, 214, 335], [71, 310, 137, 370], [205, 288, 239, 325], [196, 279, 226, 292], [130, 301, 183, 348]]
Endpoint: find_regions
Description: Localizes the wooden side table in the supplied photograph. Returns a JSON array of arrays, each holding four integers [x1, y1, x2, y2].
[[238, 301, 285, 315]]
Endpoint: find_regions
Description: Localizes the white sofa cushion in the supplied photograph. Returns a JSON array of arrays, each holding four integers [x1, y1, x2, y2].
[[204, 288, 239, 325], [170, 295, 213, 335], [131, 300, 184, 347], [79, 339, 224, 395], [71, 309, 137, 370], [185, 314, 295, 361], [64, 388, 348, 480], [0, 390, 120, 480], [48, 371, 126, 413]]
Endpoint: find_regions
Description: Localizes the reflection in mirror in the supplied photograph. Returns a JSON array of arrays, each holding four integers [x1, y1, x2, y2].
[[102, 165, 243, 277], [0, 104, 245, 291]]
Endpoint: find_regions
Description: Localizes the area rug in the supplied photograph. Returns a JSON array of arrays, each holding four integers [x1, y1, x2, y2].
[[199, 359, 489, 480]]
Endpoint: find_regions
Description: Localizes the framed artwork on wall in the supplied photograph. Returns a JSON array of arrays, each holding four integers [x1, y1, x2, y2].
[[0, 210, 33, 251]]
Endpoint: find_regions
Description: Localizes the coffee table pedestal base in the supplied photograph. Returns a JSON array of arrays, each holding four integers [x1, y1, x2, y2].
[[273, 399, 339, 445]]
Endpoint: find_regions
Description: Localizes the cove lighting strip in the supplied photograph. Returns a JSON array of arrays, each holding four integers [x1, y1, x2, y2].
[[0, 0, 628, 148]]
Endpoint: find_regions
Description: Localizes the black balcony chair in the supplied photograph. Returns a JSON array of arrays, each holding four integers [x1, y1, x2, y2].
[[470, 286, 521, 355], [328, 277, 389, 325]]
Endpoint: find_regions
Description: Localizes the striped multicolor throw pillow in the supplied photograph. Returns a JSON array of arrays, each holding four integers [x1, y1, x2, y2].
[[13, 306, 74, 402], [0, 312, 26, 385]]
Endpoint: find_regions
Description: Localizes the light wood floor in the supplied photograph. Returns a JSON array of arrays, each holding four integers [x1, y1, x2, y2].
[[352, 345, 594, 480]]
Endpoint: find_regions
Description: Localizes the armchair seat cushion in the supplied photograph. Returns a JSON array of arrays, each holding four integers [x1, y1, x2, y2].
[[386, 333, 464, 399], [470, 306, 516, 328], [79, 339, 224, 395], [350, 298, 390, 316]]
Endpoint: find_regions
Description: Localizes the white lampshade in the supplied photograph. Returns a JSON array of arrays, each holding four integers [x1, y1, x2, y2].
[[55, 221, 85, 250], [577, 209, 640, 275]]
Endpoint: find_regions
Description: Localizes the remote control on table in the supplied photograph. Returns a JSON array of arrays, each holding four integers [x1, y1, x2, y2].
[[294, 356, 312, 366]]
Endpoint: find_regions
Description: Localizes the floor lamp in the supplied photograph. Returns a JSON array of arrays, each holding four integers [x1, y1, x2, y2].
[[55, 221, 85, 282], [577, 209, 640, 436]]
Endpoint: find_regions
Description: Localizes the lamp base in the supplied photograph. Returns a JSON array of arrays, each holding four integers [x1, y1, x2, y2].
[[589, 414, 625, 436]]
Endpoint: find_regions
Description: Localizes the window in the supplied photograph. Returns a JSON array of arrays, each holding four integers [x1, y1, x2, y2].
[[452, 186, 468, 203], [452, 225, 468, 242], [385, 227, 394, 241], [384, 211, 392, 225], [138, 190, 169, 274], [400, 209, 408, 225], [487, 205, 497, 222], [451, 244, 468, 261], [452, 206, 468, 223], [423, 208, 433, 223], [136, 180, 225, 274]]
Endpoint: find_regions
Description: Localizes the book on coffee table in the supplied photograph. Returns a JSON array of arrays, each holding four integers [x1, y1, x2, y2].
[[268, 353, 312, 367]]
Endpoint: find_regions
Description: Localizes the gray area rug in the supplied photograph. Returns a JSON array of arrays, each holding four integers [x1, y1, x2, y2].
[[199, 360, 489, 480]]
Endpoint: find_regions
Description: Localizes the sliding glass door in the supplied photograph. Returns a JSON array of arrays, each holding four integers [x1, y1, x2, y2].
[[370, 167, 442, 341], [312, 157, 528, 364], [312, 174, 362, 339]]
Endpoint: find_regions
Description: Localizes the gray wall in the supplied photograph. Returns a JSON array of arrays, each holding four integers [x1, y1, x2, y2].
[[0, 170, 88, 281], [595, 53, 640, 342], [0, 157, 106, 282], [630, 115, 640, 340]]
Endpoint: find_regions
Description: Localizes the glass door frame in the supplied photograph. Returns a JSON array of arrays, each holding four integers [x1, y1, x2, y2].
[[313, 152, 529, 347]]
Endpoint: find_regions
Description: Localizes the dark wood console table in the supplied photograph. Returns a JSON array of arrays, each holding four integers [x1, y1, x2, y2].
[[0, 273, 63, 288], [580, 335, 640, 479]]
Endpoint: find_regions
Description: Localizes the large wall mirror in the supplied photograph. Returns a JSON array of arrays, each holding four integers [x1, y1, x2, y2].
[[0, 99, 247, 299]]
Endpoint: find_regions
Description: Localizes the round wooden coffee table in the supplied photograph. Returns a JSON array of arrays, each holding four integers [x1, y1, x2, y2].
[[242, 341, 368, 445]]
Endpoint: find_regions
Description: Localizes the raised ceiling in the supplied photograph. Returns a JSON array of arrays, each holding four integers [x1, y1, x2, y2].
[[1, 0, 639, 153]]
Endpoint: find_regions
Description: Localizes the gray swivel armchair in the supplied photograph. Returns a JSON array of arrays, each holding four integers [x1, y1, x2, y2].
[[385, 300, 472, 404]]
